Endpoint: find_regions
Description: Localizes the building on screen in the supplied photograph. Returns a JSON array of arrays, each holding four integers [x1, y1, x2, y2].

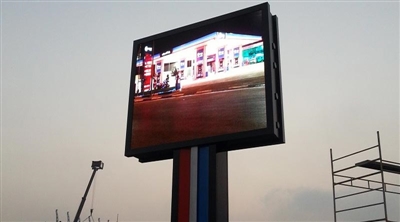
[[135, 32, 264, 95]]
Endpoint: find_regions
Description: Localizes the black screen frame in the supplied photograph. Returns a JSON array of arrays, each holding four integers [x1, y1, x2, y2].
[[125, 2, 284, 162]]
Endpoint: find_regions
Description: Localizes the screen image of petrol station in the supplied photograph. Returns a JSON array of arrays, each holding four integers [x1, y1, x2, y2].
[[130, 32, 267, 150], [134, 32, 265, 96]]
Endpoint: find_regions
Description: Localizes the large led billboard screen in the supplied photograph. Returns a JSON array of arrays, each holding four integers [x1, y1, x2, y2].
[[126, 2, 284, 162]]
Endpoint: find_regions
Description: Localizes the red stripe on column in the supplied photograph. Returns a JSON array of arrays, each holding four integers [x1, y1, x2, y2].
[[178, 148, 191, 222]]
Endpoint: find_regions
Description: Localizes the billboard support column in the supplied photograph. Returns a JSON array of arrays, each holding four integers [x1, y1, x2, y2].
[[171, 146, 228, 222]]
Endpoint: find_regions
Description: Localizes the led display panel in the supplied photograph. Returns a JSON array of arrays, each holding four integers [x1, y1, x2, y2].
[[125, 2, 284, 162]]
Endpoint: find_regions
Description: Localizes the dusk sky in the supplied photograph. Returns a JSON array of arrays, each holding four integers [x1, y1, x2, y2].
[[2, 1, 399, 222]]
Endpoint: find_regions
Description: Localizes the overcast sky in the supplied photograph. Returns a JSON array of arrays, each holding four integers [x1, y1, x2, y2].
[[1, 1, 399, 222]]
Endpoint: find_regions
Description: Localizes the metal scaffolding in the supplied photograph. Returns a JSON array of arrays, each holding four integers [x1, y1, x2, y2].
[[330, 131, 400, 222]]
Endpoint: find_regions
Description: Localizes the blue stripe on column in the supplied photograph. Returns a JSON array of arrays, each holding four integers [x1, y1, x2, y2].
[[189, 147, 198, 222], [197, 146, 209, 222]]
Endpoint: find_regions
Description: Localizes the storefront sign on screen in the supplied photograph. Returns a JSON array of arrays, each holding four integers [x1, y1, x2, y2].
[[207, 55, 216, 62], [233, 47, 240, 58], [218, 47, 225, 59], [180, 60, 185, 69], [156, 61, 162, 74], [143, 54, 152, 91], [197, 48, 204, 64]]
